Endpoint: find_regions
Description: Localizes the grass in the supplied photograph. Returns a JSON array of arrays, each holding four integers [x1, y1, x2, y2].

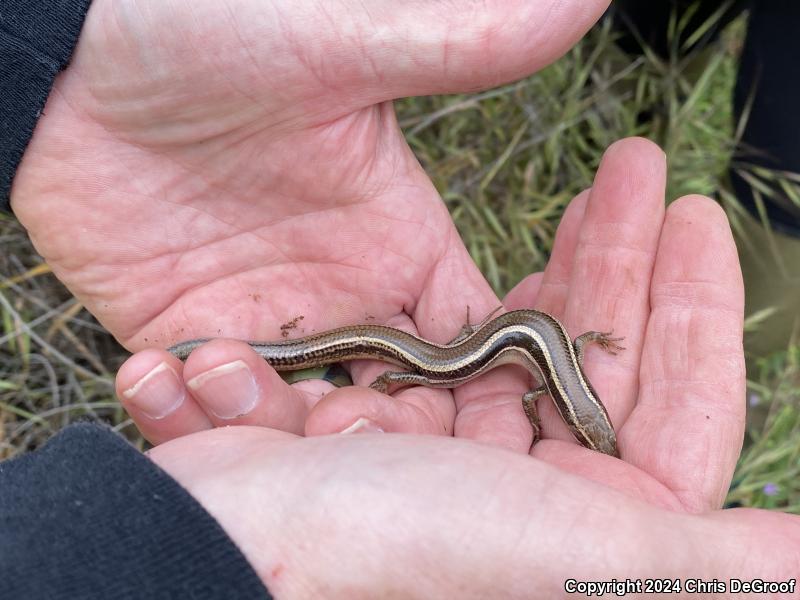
[[398, 16, 743, 291], [731, 349, 800, 512], [2, 13, 799, 511]]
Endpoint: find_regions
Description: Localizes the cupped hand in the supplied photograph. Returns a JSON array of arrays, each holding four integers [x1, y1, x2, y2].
[[149, 427, 800, 599], [115, 136, 747, 516], [12, 0, 747, 516], [13, 0, 611, 445]]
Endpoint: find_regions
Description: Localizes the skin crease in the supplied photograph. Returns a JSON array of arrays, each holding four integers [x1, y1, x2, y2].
[[9, 0, 800, 596]]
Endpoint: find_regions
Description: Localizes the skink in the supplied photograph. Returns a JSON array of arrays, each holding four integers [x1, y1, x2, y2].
[[168, 309, 623, 457]]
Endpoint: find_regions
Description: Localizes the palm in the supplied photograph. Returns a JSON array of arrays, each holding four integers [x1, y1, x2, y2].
[[13, 1, 486, 346], [150, 428, 800, 595]]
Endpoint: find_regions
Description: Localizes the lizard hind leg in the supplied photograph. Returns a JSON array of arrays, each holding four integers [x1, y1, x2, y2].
[[446, 305, 504, 346], [522, 385, 548, 444]]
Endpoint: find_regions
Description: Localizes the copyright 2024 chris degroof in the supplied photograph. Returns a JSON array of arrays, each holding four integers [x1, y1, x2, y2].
[[564, 578, 797, 596]]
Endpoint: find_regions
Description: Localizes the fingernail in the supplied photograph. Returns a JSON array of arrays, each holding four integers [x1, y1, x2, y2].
[[123, 362, 185, 420], [339, 417, 385, 434], [187, 360, 258, 419]]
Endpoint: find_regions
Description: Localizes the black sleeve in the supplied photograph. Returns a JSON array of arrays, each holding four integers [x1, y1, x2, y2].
[[1, 0, 93, 213], [0, 424, 272, 600]]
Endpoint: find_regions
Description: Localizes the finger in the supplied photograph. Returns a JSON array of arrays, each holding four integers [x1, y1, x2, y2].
[[418, 240, 535, 453], [451, 365, 540, 453], [305, 386, 454, 436], [493, 192, 587, 451], [488, 191, 583, 453], [356, 231, 533, 450], [298, 311, 458, 437], [509, 188, 590, 314], [117, 349, 213, 445], [341, 312, 457, 436], [623, 196, 745, 513], [538, 138, 667, 447], [180, 339, 313, 435], [213, 1, 608, 122], [339, 0, 611, 102], [503, 272, 543, 311]]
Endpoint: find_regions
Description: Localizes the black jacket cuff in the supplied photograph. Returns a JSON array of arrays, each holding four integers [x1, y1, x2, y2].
[[1, 0, 93, 213], [0, 423, 271, 599]]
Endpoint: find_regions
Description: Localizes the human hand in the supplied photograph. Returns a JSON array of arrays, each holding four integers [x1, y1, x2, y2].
[[11, 0, 611, 446], [114, 136, 745, 518], [149, 427, 800, 599]]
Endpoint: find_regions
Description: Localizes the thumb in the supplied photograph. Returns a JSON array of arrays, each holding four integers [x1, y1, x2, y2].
[[351, 0, 611, 100]]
